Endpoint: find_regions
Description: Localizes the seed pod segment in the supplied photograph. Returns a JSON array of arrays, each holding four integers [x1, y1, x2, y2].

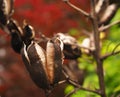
[[23, 21, 35, 46], [46, 38, 64, 84], [7, 19, 23, 53], [55, 33, 81, 59], [21, 42, 50, 89]]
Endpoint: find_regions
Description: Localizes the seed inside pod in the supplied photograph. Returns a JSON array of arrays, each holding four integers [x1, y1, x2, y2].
[[46, 38, 63, 84]]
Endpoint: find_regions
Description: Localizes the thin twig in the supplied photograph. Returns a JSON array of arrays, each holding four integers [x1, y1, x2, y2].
[[68, 79, 101, 95], [63, 70, 100, 97], [99, 20, 120, 32], [112, 43, 120, 54], [101, 42, 120, 60], [64, 79, 101, 97], [65, 88, 79, 97], [63, 0, 90, 18], [101, 50, 120, 60]]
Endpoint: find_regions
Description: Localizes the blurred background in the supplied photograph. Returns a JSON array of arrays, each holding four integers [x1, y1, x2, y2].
[[0, 0, 120, 97]]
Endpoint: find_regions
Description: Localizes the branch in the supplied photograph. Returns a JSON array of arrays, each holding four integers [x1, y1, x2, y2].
[[90, 0, 106, 97], [99, 20, 120, 32], [63, 0, 90, 18]]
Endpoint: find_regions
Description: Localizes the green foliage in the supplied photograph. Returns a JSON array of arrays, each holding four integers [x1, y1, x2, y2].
[[105, 8, 120, 96], [104, 55, 120, 96]]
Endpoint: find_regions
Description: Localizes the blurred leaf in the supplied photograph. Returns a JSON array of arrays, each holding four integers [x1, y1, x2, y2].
[[109, 8, 120, 41], [64, 84, 75, 94]]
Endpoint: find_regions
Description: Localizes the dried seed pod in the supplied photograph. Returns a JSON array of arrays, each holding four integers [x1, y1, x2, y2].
[[98, 3, 118, 26], [55, 33, 81, 59], [21, 42, 50, 89], [21, 37, 64, 90], [7, 19, 23, 53], [46, 38, 64, 84], [0, 0, 14, 26], [7, 19, 23, 36], [95, 0, 118, 26], [23, 21, 35, 46], [7, 19, 35, 53]]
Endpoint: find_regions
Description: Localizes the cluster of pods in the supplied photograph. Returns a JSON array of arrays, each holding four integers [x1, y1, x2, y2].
[[0, 0, 81, 92]]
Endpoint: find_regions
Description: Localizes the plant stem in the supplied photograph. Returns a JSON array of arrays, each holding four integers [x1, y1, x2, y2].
[[90, 0, 106, 97]]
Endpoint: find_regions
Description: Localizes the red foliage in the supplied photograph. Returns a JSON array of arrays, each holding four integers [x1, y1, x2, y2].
[[13, 0, 89, 36]]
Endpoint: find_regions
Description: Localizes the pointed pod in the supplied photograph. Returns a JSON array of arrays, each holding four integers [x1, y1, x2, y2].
[[22, 21, 35, 46], [21, 42, 50, 89], [46, 38, 64, 84]]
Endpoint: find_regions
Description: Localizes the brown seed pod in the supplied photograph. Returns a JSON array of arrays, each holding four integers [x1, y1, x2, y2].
[[21, 38, 64, 90], [21, 42, 50, 89]]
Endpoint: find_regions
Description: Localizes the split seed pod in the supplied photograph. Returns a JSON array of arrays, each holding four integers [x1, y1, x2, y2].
[[0, 0, 14, 26], [21, 38, 64, 90]]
